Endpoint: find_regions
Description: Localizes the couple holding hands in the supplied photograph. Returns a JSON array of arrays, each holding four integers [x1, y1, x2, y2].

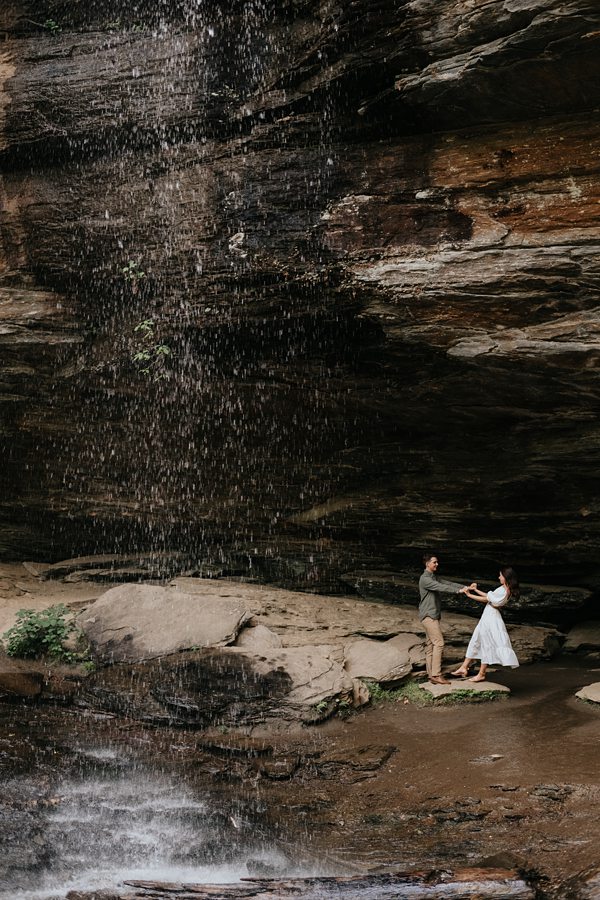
[[418, 553, 520, 685]]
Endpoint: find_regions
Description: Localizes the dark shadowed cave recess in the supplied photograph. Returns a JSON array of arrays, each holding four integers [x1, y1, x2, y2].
[[1, 0, 599, 616]]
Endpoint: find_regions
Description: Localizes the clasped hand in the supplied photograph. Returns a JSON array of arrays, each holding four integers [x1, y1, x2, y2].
[[459, 582, 477, 594]]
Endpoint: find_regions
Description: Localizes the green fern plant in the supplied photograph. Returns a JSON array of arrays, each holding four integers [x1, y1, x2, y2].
[[2, 605, 75, 662]]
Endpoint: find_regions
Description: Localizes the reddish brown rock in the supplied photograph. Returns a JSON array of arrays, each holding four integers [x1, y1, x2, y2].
[[0, 1, 598, 610]]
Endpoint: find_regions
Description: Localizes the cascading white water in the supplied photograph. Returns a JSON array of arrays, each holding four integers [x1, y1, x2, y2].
[[2, 748, 297, 900]]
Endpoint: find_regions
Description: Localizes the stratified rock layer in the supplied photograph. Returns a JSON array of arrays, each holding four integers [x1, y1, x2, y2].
[[0, 2, 599, 611]]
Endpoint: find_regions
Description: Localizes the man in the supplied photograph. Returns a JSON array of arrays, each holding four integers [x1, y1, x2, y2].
[[418, 553, 471, 685]]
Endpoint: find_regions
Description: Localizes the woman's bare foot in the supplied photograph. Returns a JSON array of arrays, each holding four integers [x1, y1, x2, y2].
[[469, 673, 487, 682], [451, 668, 468, 677]]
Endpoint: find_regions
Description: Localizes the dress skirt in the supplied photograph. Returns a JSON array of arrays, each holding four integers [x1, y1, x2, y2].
[[466, 602, 519, 667]]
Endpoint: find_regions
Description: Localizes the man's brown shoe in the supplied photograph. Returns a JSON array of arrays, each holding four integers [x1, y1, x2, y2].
[[429, 675, 450, 685]]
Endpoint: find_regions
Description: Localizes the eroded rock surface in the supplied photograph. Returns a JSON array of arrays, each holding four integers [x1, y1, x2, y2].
[[344, 639, 412, 686], [0, 2, 598, 613], [76, 578, 559, 724]]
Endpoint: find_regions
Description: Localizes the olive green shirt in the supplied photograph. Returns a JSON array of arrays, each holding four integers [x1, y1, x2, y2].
[[418, 569, 463, 621]]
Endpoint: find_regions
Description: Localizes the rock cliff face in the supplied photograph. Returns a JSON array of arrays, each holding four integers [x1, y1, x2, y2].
[[0, 1, 599, 606]]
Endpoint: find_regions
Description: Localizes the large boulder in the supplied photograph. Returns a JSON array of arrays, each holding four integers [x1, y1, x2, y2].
[[78, 584, 252, 663], [74, 579, 561, 725], [564, 621, 600, 654], [344, 639, 412, 686], [386, 633, 426, 667]]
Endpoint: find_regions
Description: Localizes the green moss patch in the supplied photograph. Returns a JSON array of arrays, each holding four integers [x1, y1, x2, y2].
[[366, 680, 507, 707]]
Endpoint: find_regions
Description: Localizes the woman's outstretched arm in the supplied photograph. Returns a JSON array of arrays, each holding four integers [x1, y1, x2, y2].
[[465, 588, 488, 602]]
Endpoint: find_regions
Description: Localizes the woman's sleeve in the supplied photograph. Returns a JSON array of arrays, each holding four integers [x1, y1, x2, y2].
[[487, 587, 507, 606]]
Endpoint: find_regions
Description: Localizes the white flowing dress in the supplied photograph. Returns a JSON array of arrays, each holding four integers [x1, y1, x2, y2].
[[466, 586, 519, 668]]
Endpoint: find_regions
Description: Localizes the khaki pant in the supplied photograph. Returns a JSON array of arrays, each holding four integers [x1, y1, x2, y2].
[[422, 616, 444, 677]]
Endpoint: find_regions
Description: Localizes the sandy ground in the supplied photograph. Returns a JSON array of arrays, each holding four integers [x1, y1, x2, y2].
[[0, 562, 102, 636], [255, 656, 600, 887]]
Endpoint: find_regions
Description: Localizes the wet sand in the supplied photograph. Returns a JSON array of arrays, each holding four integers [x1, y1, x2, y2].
[[247, 657, 600, 886]]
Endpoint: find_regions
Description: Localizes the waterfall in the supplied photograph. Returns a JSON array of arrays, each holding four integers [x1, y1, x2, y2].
[[2, 748, 296, 900]]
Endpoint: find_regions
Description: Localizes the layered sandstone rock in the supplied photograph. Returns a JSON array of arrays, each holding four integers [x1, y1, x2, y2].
[[75, 578, 559, 726], [0, 1, 598, 612]]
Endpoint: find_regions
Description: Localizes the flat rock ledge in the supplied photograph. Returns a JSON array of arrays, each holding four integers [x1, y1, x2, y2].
[[422, 681, 510, 698], [575, 683, 600, 704]]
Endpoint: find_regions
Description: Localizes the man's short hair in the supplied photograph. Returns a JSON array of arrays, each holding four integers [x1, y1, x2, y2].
[[423, 552, 437, 565]]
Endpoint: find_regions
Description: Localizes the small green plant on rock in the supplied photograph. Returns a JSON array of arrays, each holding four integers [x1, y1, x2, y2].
[[103, 19, 144, 32], [311, 697, 352, 719], [2, 605, 75, 662], [367, 681, 419, 704], [23, 17, 62, 34], [122, 260, 146, 284], [336, 698, 352, 719], [132, 318, 171, 380], [43, 18, 62, 34]]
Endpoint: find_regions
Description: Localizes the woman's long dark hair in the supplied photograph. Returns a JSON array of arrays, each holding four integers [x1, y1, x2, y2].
[[501, 566, 520, 601]]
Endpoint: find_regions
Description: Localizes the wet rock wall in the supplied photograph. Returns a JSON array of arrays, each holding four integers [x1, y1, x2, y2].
[[0, 1, 599, 602]]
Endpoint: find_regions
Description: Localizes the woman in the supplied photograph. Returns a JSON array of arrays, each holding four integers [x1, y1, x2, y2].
[[451, 567, 520, 682]]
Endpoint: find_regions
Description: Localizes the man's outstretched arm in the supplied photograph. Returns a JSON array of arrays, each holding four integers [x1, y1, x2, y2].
[[421, 571, 465, 594]]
